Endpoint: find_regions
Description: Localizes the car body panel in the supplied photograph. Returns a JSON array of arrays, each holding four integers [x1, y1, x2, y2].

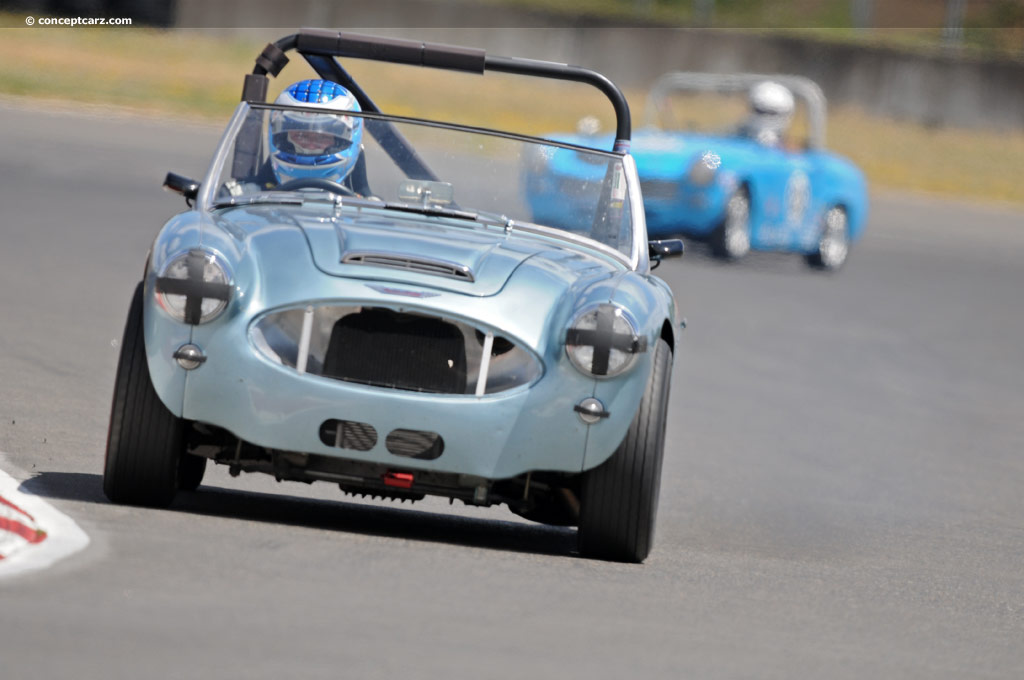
[[144, 184, 673, 480]]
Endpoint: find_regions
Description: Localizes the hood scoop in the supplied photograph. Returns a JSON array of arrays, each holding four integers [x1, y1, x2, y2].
[[342, 252, 474, 283]]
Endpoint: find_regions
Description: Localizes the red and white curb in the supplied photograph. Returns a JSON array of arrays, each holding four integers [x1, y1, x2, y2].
[[0, 465, 89, 579]]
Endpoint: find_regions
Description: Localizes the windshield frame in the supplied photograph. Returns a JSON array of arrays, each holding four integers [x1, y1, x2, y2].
[[199, 102, 649, 271]]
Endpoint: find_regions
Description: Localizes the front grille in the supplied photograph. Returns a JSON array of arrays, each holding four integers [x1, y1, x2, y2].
[[251, 304, 543, 396], [343, 253, 473, 282], [323, 308, 467, 394]]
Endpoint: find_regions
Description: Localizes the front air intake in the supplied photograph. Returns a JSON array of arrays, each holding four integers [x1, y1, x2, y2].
[[251, 304, 542, 395], [322, 308, 467, 393], [319, 419, 378, 451], [385, 429, 444, 460]]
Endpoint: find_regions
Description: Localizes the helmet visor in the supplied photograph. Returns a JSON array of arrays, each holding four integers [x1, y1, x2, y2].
[[270, 110, 358, 157]]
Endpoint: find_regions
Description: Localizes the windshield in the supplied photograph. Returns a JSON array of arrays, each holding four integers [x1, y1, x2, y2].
[[206, 104, 637, 260]]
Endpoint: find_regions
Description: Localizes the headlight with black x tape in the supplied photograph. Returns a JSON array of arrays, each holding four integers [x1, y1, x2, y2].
[[687, 150, 720, 187], [565, 303, 647, 378], [155, 249, 233, 325]]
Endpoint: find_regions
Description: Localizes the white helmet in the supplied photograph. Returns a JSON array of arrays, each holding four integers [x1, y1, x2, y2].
[[746, 81, 794, 146], [750, 81, 795, 118]]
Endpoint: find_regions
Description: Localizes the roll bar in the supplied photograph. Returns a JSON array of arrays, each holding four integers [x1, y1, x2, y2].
[[644, 72, 828, 149], [241, 28, 632, 151]]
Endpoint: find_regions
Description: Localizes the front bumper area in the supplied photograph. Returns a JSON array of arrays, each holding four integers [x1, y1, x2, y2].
[[179, 337, 592, 481], [145, 296, 637, 483], [142, 221, 648, 483]]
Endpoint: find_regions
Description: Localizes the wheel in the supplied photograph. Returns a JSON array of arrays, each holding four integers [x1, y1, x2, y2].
[[711, 187, 751, 261], [578, 338, 672, 563], [103, 282, 184, 507], [805, 206, 849, 271], [178, 453, 207, 491]]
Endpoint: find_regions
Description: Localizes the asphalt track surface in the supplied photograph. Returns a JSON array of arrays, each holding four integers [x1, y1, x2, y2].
[[1, 101, 1022, 679]]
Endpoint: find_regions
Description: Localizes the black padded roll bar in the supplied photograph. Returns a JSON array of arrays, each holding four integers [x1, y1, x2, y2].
[[244, 28, 632, 150], [296, 29, 487, 75]]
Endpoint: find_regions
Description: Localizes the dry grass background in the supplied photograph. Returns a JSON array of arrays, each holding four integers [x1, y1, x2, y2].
[[1, 22, 1022, 206]]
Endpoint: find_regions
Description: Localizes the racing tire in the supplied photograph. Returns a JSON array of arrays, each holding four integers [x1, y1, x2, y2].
[[711, 187, 752, 261], [578, 338, 672, 563], [178, 453, 207, 491], [103, 282, 183, 507], [805, 206, 849, 271]]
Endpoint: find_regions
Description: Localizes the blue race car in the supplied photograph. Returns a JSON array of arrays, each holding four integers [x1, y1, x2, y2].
[[102, 30, 684, 563], [527, 72, 868, 271]]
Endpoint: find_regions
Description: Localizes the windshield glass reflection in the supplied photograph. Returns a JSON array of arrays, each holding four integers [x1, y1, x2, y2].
[[210, 105, 635, 259]]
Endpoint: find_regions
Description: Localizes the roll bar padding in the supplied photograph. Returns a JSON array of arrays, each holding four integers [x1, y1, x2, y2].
[[246, 29, 632, 148], [296, 29, 486, 74]]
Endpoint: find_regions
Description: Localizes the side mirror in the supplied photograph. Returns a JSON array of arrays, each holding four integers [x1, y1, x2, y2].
[[648, 239, 684, 269], [164, 172, 200, 205]]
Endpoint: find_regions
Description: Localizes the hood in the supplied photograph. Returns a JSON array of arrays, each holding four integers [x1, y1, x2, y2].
[[214, 203, 620, 298]]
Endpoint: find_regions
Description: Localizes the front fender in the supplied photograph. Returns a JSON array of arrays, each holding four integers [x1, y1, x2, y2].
[[580, 270, 677, 470], [144, 210, 234, 417]]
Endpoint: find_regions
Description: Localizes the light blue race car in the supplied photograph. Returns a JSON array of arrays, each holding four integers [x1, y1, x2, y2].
[[528, 73, 868, 271], [102, 30, 684, 563]]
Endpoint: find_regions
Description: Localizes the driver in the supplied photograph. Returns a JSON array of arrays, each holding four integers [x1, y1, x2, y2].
[[263, 79, 368, 193], [738, 80, 794, 148]]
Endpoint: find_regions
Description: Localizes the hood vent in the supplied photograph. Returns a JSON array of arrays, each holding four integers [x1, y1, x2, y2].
[[343, 252, 474, 282]]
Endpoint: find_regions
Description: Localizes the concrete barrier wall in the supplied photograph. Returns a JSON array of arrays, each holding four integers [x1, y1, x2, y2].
[[174, 0, 1024, 131]]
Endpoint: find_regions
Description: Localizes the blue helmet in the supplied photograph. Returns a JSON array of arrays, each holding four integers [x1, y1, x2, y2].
[[268, 79, 363, 184]]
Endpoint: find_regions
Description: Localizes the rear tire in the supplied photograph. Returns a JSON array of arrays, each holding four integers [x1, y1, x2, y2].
[[805, 206, 849, 271], [711, 187, 751, 261], [103, 282, 183, 507], [578, 338, 672, 563]]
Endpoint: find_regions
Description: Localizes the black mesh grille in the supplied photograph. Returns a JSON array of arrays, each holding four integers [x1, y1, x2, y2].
[[386, 429, 444, 460], [322, 308, 467, 394], [319, 419, 378, 451]]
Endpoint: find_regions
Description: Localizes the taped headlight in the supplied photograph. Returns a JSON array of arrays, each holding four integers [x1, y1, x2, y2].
[[687, 151, 720, 187], [565, 304, 646, 378], [155, 249, 232, 325]]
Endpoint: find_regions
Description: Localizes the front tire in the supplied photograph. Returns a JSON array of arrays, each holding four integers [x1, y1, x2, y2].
[[711, 187, 751, 261], [805, 206, 849, 271], [178, 453, 207, 491], [578, 338, 672, 563], [103, 282, 183, 507]]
